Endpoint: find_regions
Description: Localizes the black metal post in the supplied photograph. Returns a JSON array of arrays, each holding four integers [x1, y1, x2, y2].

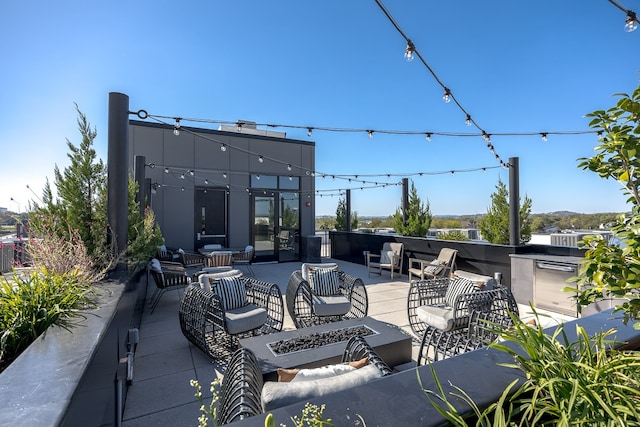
[[345, 189, 351, 232], [108, 92, 130, 265], [402, 178, 409, 226], [509, 156, 520, 246], [134, 155, 146, 219]]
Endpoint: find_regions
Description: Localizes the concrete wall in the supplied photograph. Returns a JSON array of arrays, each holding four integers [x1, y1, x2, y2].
[[128, 121, 315, 252]]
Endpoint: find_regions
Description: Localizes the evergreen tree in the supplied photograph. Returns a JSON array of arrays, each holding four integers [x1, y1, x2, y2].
[[478, 178, 532, 244], [51, 105, 107, 256], [334, 197, 358, 231], [393, 181, 432, 237]]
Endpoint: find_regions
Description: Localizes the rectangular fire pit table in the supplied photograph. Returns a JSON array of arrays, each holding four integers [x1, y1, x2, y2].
[[238, 317, 412, 381]]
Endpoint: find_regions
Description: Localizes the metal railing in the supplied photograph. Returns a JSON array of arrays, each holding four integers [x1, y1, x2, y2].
[[315, 230, 331, 258], [0, 239, 29, 274]]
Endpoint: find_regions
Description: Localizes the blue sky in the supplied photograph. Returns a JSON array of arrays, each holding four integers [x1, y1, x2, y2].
[[1, 1, 638, 217]]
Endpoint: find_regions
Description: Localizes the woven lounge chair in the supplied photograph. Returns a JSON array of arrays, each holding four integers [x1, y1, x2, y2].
[[416, 309, 517, 364], [407, 276, 518, 337], [286, 263, 368, 329], [179, 270, 284, 359], [218, 336, 392, 425]]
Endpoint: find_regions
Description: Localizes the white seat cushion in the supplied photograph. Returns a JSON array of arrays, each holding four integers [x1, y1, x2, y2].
[[312, 294, 351, 316], [224, 304, 267, 335], [261, 364, 382, 412], [416, 304, 455, 331]]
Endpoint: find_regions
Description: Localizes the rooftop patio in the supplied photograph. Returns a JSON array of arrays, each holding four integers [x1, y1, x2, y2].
[[120, 257, 571, 426]]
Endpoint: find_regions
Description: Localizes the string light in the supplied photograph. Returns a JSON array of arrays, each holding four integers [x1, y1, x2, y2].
[[287, 164, 292, 171], [425, 133, 432, 142], [258, 155, 264, 163], [465, 114, 472, 127], [173, 118, 181, 136], [404, 39, 415, 62], [220, 143, 227, 152], [307, 128, 313, 137], [541, 133, 548, 142], [367, 130, 374, 139], [625, 10, 638, 32], [443, 88, 451, 103]]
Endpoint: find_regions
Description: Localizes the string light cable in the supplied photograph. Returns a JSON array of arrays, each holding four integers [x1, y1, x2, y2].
[[607, 0, 639, 32]]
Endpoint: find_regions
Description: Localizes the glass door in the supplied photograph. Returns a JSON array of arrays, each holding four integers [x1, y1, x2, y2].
[[252, 195, 276, 262], [252, 192, 300, 262], [278, 192, 299, 262]]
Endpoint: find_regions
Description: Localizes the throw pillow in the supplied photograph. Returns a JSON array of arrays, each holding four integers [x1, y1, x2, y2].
[[309, 268, 340, 296], [277, 358, 368, 383], [444, 277, 477, 307], [424, 259, 444, 275], [380, 250, 395, 264], [213, 276, 247, 310], [277, 368, 299, 383]]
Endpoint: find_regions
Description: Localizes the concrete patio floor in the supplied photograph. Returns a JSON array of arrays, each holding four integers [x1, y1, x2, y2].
[[120, 258, 566, 426]]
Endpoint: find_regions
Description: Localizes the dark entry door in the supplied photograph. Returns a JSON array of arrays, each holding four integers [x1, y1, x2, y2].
[[194, 188, 227, 250]]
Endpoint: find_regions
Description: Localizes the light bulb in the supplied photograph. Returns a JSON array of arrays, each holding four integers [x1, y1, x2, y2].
[[173, 118, 181, 136], [404, 40, 415, 62], [625, 11, 638, 32], [204, 179, 209, 185], [164, 168, 169, 174], [256, 174, 260, 180], [223, 172, 227, 178], [189, 170, 194, 176], [443, 88, 451, 103], [180, 174, 185, 179], [148, 163, 155, 168], [258, 155, 264, 163], [220, 144, 227, 152], [307, 128, 313, 137], [465, 115, 472, 126], [368, 130, 373, 139], [287, 164, 292, 171], [426, 133, 432, 142], [541, 133, 548, 142]]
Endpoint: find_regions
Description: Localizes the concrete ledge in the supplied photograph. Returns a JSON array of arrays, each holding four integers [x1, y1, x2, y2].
[[0, 281, 124, 426]]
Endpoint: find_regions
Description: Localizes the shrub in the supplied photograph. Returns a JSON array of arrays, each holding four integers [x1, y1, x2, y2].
[[423, 311, 640, 425], [0, 268, 96, 372]]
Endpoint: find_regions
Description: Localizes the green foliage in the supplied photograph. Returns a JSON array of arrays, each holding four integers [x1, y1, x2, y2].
[[573, 86, 640, 328], [29, 105, 114, 272], [423, 310, 640, 425], [477, 178, 532, 244], [431, 217, 463, 229], [0, 268, 96, 372], [437, 230, 469, 241], [191, 378, 336, 427], [127, 176, 164, 270], [334, 197, 358, 231], [393, 181, 432, 237]]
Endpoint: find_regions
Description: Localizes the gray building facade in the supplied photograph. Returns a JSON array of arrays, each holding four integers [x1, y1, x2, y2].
[[128, 120, 315, 263]]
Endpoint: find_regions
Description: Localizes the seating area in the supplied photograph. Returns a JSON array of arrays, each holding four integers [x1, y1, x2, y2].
[[121, 257, 563, 426], [218, 335, 392, 424], [179, 269, 284, 359], [286, 262, 368, 329]]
